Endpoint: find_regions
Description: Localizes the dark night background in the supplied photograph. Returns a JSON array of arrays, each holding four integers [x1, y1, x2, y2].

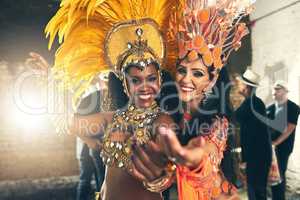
[[0, 0, 60, 68]]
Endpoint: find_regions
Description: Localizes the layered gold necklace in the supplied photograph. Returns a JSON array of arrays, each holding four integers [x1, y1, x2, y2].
[[101, 102, 161, 169]]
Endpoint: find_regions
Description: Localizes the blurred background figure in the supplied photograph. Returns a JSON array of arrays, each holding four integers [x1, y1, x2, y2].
[[26, 52, 108, 200], [235, 69, 272, 200], [266, 80, 300, 200], [76, 86, 108, 200], [0, 62, 12, 124]]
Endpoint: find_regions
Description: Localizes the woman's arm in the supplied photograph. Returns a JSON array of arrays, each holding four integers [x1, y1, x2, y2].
[[130, 113, 208, 180], [129, 115, 230, 194], [131, 114, 228, 173]]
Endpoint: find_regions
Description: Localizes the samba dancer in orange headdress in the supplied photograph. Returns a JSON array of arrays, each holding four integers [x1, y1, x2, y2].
[[165, 0, 255, 199]]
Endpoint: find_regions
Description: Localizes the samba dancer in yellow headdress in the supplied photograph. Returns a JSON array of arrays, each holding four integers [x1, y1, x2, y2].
[[46, 0, 180, 200]]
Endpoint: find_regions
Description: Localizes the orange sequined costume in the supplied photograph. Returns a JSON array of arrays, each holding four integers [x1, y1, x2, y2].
[[166, 0, 256, 199]]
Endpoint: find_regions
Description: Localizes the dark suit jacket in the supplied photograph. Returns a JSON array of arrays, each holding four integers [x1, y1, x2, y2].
[[235, 95, 272, 184]]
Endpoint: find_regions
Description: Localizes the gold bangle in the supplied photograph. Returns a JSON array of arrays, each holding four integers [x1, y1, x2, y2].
[[143, 163, 176, 193], [143, 174, 175, 192]]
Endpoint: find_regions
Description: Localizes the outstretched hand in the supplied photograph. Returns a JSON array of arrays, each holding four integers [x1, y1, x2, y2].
[[157, 126, 206, 170], [130, 126, 207, 182], [25, 52, 50, 72]]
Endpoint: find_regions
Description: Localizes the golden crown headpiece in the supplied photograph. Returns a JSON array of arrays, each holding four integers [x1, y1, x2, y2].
[[45, 0, 178, 106], [104, 19, 165, 80], [168, 0, 255, 71]]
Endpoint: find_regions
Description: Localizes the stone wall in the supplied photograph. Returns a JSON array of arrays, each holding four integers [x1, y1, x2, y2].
[[251, 0, 300, 105]]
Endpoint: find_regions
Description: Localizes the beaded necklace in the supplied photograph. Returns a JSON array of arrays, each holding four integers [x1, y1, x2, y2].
[[101, 102, 161, 169]]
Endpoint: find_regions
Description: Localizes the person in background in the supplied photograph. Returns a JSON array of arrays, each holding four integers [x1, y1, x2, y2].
[[235, 68, 272, 200], [266, 80, 300, 200], [76, 136, 104, 200], [25, 52, 107, 200], [76, 79, 108, 200]]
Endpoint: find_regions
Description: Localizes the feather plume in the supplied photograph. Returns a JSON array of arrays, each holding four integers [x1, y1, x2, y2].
[[45, 0, 179, 106]]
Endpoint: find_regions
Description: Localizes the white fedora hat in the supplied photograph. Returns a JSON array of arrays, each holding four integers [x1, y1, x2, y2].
[[273, 80, 289, 91], [237, 68, 260, 87]]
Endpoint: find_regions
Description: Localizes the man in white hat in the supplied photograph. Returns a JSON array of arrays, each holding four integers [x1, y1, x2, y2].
[[235, 68, 272, 200], [266, 80, 300, 200]]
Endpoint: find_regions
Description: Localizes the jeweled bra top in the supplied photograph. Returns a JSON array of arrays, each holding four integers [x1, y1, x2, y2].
[[100, 102, 161, 169]]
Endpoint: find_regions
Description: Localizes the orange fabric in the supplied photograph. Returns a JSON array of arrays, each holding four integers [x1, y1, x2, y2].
[[176, 117, 237, 200], [177, 164, 237, 200], [177, 154, 214, 200]]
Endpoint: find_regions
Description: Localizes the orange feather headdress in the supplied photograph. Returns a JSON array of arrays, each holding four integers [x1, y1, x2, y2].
[[167, 0, 255, 71]]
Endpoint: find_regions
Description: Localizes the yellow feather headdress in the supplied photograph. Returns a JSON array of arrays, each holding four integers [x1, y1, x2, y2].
[[45, 0, 179, 107]]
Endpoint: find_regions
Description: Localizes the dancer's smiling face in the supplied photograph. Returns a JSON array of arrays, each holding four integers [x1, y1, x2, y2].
[[125, 63, 160, 108], [175, 58, 210, 103]]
